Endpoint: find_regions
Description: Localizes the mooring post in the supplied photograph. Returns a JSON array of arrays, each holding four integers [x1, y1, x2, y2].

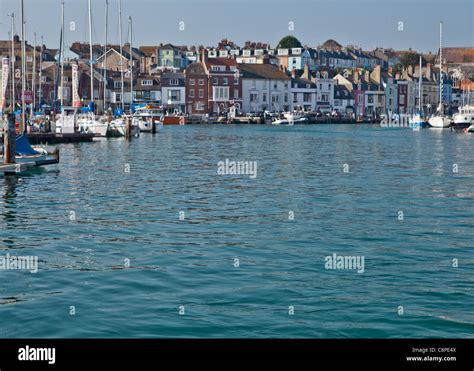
[[125, 116, 132, 139], [4, 114, 16, 165]]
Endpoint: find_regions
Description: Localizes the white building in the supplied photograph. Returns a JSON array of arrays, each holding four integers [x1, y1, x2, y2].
[[290, 77, 316, 111], [239, 64, 291, 113], [314, 72, 335, 112]]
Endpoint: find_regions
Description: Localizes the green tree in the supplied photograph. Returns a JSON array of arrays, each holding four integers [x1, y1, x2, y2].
[[277, 35, 302, 49], [399, 52, 425, 67]]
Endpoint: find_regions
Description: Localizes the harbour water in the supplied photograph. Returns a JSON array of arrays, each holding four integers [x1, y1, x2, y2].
[[0, 124, 473, 338]]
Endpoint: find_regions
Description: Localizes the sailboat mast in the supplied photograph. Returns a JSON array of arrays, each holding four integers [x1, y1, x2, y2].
[[129, 16, 133, 110], [32, 32, 36, 116], [118, 0, 124, 110], [60, 1, 64, 113], [103, 0, 108, 111], [20, 0, 26, 133], [439, 21, 443, 108], [418, 55, 422, 113], [39, 35, 43, 107], [88, 0, 94, 108], [9, 13, 15, 110]]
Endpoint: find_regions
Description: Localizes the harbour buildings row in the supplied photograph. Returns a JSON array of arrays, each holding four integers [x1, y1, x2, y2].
[[1, 36, 473, 118]]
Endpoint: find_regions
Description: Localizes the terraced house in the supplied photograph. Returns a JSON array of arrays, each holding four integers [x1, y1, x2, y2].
[[240, 64, 291, 113]]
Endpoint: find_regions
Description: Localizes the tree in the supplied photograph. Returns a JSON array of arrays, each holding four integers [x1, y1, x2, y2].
[[277, 35, 302, 49], [398, 52, 426, 68]]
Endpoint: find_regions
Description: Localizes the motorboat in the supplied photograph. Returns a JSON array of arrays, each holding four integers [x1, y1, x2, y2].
[[283, 112, 309, 124], [133, 106, 165, 132], [452, 105, 474, 129]]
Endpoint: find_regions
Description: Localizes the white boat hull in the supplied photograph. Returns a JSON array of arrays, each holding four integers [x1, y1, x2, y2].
[[79, 121, 109, 137], [428, 116, 451, 128]]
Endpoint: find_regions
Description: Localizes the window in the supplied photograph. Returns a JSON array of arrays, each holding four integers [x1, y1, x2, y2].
[[262, 93, 267, 102], [213, 77, 218, 85], [368, 95, 374, 104], [114, 81, 123, 89], [195, 102, 204, 111], [169, 79, 179, 86], [189, 90, 195, 98], [234, 89, 239, 99], [199, 89, 204, 98], [116, 93, 121, 101], [190, 79, 195, 86], [26, 55, 33, 62], [284, 82, 288, 89], [41, 76, 47, 83], [198, 79, 204, 86], [168, 90, 181, 101], [234, 77, 239, 85], [213, 86, 229, 100], [250, 93, 258, 102], [273, 83, 277, 89], [303, 93, 311, 102], [272, 95, 279, 103], [223, 77, 228, 85], [141, 80, 153, 86]]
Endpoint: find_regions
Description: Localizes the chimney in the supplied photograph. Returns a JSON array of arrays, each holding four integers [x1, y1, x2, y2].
[[353, 70, 359, 83], [301, 63, 309, 80], [291, 67, 297, 79], [201, 48, 208, 63]]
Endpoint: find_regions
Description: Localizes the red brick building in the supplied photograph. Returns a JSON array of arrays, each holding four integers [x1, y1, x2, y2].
[[185, 61, 209, 116], [205, 57, 242, 115], [185, 51, 242, 117]]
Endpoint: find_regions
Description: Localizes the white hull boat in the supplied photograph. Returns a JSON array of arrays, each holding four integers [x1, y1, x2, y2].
[[453, 105, 474, 128], [428, 116, 451, 128]]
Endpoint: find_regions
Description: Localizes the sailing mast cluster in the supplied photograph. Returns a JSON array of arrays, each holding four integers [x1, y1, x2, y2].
[[1, 0, 142, 138]]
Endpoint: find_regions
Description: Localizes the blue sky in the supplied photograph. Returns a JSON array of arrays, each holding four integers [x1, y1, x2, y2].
[[0, 0, 472, 52]]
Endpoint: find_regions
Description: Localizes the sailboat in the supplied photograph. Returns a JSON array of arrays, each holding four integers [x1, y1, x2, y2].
[[54, 0, 109, 136], [428, 21, 452, 128], [409, 55, 428, 128]]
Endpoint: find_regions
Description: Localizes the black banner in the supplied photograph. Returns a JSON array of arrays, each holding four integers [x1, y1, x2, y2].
[[0, 339, 472, 369]]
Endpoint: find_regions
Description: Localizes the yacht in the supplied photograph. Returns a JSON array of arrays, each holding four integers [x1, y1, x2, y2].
[[133, 106, 164, 132], [283, 112, 309, 124], [428, 22, 451, 129], [453, 105, 474, 128]]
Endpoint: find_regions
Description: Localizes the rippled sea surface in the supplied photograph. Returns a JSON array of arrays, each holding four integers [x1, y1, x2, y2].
[[0, 124, 473, 338]]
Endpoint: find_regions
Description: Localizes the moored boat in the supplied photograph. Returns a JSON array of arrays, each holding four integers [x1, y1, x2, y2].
[[452, 105, 474, 129]]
